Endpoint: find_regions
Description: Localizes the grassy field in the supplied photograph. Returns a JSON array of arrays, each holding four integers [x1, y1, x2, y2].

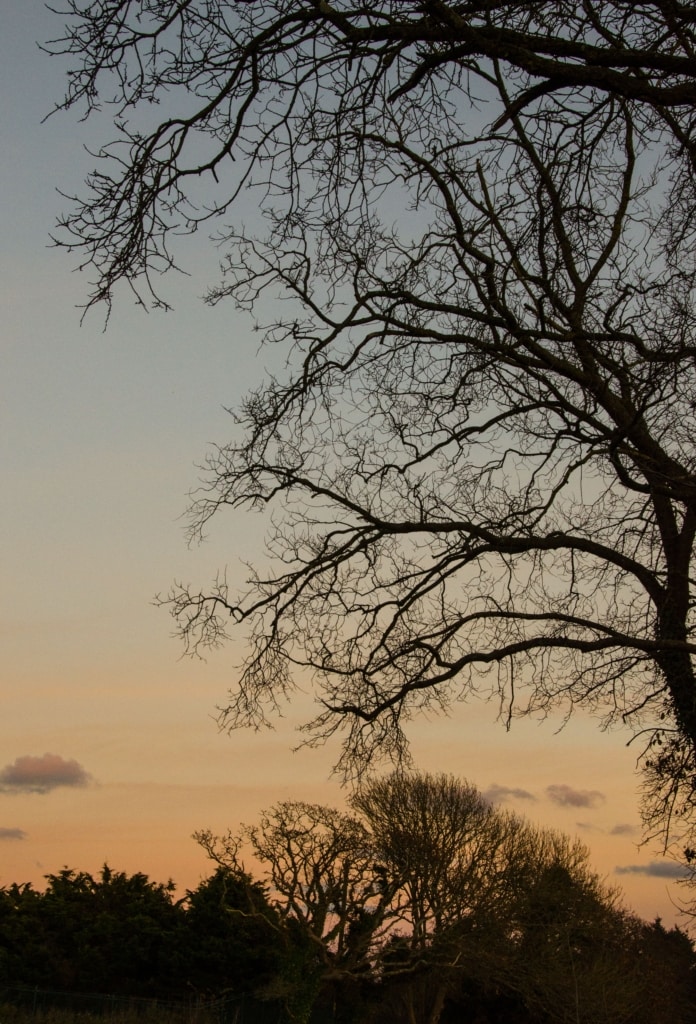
[[0, 989, 287, 1024], [0, 994, 251, 1024], [0, 1007, 222, 1024]]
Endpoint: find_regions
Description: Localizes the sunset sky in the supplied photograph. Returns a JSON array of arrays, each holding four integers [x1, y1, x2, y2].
[[1, 4, 690, 927]]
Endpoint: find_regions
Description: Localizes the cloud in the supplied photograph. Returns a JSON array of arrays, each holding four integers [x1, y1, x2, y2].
[[0, 754, 91, 794], [546, 784, 605, 809], [0, 827, 27, 841], [615, 861, 689, 880], [483, 784, 536, 805], [610, 823, 637, 837]]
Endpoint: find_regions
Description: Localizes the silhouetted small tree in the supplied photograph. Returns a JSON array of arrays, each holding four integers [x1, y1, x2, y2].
[[183, 866, 281, 995]]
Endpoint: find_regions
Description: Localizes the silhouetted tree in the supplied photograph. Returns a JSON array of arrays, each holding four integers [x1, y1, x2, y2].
[[182, 866, 281, 996], [351, 774, 645, 1024], [0, 866, 182, 997], [505, 861, 639, 1023], [0, 882, 43, 988], [196, 803, 392, 1022], [352, 774, 520, 951], [49, 1, 696, 846], [632, 918, 696, 1024]]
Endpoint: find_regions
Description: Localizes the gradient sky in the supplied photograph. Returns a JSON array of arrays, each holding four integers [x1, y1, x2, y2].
[[1, 4, 690, 927]]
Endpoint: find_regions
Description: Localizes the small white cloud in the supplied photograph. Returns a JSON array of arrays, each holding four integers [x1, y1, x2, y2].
[[0, 827, 27, 840], [0, 754, 91, 794], [615, 861, 688, 879], [483, 783, 536, 805], [546, 783, 605, 809], [610, 823, 637, 837]]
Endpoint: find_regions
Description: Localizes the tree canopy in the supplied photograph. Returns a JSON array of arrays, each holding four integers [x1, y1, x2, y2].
[[48, 2, 696, 843]]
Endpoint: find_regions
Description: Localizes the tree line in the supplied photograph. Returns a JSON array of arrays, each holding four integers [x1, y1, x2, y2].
[[2, 775, 695, 1023]]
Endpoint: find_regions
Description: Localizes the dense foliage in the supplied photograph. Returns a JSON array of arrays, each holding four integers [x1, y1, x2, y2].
[[0, 865, 279, 1000]]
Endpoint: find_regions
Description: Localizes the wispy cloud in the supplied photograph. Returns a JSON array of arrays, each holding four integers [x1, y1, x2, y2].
[[0, 827, 27, 840], [615, 861, 689, 879], [546, 784, 605, 809], [483, 783, 536, 805], [610, 823, 637, 837], [0, 754, 91, 794]]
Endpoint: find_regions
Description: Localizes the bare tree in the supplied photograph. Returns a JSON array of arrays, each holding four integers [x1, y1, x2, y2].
[[49, 2, 696, 840], [195, 802, 389, 973], [196, 801, 399, 1022], [352, 773, 521, 948], [351, 773, 544, 1024]]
